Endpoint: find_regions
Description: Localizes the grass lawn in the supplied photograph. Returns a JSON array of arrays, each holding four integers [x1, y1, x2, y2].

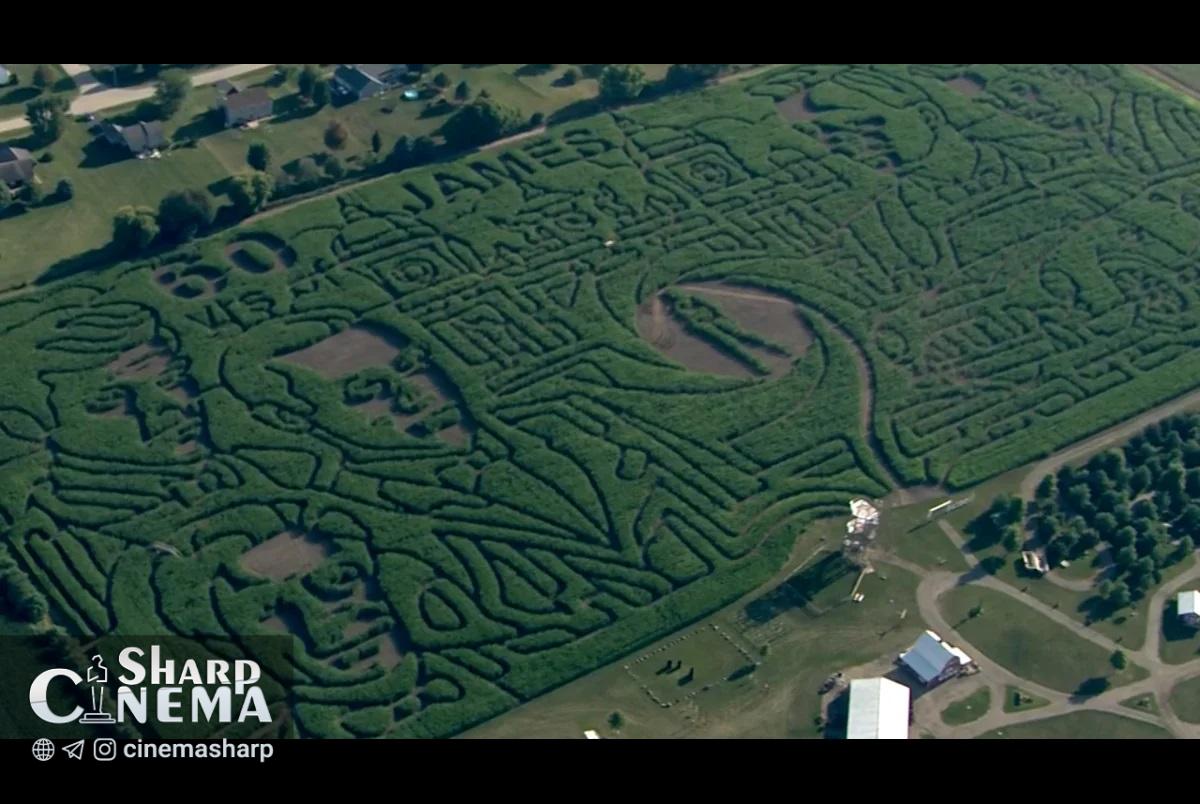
[[0, 64, 678, 291], [978, 711, 1170, 739], [0, 65, 74, 115], [940, 684, 991, 726], [1002, 685, 1049, 713], [874, 499, 970, 572], [1159, 596, 1200, 664], [1168, 674, 1200, 723], [1120, 692, 1160, 716], [464, 521, 927, 738], [0, 120, 230, 288], [941, 585, 1148, 694]]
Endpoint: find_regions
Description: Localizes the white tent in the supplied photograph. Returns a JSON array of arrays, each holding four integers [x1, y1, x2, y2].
[[847, 677, 910, 740]]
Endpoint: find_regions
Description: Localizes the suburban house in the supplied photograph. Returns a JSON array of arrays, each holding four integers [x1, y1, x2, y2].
[[846, 677, 910, 740], [900, 630, 973, 686], [332, 64, 405, 101], [0, 145, 35, 187], [222, 87, 273, 128], [1179, 590, 1200, 627], [97, 121, 167, 157]]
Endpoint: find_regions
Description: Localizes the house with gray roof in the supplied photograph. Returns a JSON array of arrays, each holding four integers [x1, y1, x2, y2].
[[97, 121, 167, 156], [332, 64, 405, 101], [0, 145, 35, 187], [222, 87, 273, 127]]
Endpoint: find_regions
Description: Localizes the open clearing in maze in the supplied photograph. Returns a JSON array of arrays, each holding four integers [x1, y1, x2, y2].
[[5, 64, 1200, 737]]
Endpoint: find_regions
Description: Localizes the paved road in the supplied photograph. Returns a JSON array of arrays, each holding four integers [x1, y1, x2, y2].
[[1130, 65, 1200, 105], [0, 64, 274, 135]]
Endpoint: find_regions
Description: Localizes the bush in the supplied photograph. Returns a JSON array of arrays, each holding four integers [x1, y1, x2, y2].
[[324, 120, 349, 150], [598, 64, 646, 104], [247, 142, 271, 172], [157, 188, 213, 242], [112, 206, 158, 253], [56, 178, 74, 201], [560, 68, 578, 86], [441, 96, 521, 150], [530, 112, 544, 127], [38, 151, 54, 163], [323, 154, 345, 179]]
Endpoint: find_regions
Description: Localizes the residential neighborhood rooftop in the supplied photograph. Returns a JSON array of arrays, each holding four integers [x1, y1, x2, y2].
[[0, 145, 35, 186]]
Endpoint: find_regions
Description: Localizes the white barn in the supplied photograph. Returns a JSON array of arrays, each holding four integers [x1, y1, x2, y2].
[[1178, 591, 1200, 627], [847, 677, 910, 740], [900, 630, 972, 686]]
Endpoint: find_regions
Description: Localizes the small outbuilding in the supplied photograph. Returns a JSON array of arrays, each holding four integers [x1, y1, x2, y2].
[[846, 677, 910, 740], [900, 630, 973, 686], [1178, 590, 1200, 627]]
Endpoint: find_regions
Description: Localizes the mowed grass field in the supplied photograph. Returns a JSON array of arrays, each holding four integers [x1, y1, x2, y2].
[[465, 522, 926, 739], [0, 64, 672, 290], [940, 585, 1148, 694], [1168, 674, 1200, 723], [978, 711, 1170, 739], [939, 684, 991, 726]]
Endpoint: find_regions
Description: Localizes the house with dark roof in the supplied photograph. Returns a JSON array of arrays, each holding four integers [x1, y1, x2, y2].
[[97, 121, 167, 156], [0, 145, 36, 187], [332, 64, 405, 101], [222, 87, 273, 127]]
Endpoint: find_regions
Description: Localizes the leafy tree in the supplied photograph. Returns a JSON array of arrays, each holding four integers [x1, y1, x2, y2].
[[312, 78, 331, 108], [298, 64, 321, 100], [247, 142, 272, 172], [455, 80, 470, 101], [1107, 581, 1131, 610], [598, 64, 646, 104], [1175, 535, 1196, 562], [1110, 649, 1127, 670], [157, 189, 213, 242], [228, 172, 274, 216], [560, 68, 578, 86], [607, 711, 623, 729], [323, 154, 345, 179], [1130, 465, 1152, 494], [412, 136, 436, 162], [1001, 527, 1020, 554], [25, 95, 69, 143], [155, 69, 191, 119], [390, 134, 412, 167], [433, 72, 450, 88], [56, 178, 74, 201], [441, 96, 521, 150], [112, 206, 158, 253], [324, 120, 349, 150], [32, 64, 56, 92], [292, 157, 322, 188], [371, 130, 383, 154], [25, 181, 44, 206], [1035, 474, 1057, 501], [665, 63, 727, 88]]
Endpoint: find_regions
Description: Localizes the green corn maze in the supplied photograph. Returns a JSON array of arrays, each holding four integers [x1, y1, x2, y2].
[[5, 64, 1200, 736]]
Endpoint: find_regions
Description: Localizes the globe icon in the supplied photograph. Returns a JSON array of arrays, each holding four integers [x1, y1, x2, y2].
[[32, 738, 55, 761]]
